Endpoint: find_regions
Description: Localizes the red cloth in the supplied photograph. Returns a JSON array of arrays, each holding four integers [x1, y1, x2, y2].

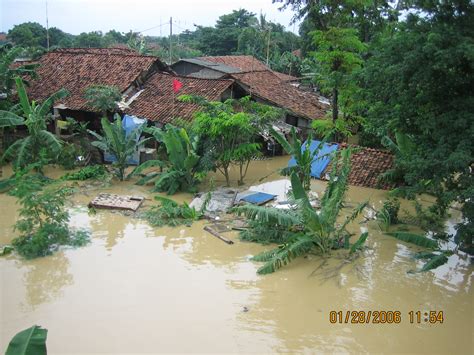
[[173, 78, 183, 93]]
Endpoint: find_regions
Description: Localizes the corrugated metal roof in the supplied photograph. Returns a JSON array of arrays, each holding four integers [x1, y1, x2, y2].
[[177, 58, 241, 74]]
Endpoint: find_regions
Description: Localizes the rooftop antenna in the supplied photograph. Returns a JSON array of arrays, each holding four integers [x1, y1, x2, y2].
[[45, 0, 50, 50]]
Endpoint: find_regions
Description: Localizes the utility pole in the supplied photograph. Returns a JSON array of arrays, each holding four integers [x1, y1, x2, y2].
[[169, 17, 172, 65], [46, 0, 50, 50], [266, 28, 271, 66]]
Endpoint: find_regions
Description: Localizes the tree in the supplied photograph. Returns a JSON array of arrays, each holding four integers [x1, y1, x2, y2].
[[0, 77, 68, 170], [88, 115, 149, 181], [311, 27, 366, 139], [0, 45, 37, 107], [74, 31, 106, 48], [84, 85, 122, 115], [359, 2, 474, 251], [7, 22, 47, 48], [234, 148, 368, 274], [187, 96, 281, 186]]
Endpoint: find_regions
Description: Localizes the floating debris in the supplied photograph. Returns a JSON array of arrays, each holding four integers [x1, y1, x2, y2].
[[88, 193, 145, 212]]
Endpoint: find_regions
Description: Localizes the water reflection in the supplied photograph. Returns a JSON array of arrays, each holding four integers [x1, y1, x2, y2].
[[17, 252, 73, 310]]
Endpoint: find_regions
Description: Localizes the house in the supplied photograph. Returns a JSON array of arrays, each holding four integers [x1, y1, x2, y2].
[[172, 55, 298, 82], [125, 72, 235, 125], [172, 55, 329, 130], [321, 145, 395, 190], [26, 48, 171, 130]]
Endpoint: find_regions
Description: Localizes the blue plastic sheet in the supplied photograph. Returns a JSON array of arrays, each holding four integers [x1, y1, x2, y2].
[[240, 192, 277, 205], [288, 140, 339, 179]]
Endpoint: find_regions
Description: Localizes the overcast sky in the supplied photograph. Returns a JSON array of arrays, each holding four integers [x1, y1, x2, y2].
[[1, 0, 300, 36]]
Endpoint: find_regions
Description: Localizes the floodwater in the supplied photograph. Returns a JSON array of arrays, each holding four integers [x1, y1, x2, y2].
[[1, 157, 473, 354]]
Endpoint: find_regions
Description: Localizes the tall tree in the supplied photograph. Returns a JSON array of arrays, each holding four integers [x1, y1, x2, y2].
[[360, 1, 474, 251]]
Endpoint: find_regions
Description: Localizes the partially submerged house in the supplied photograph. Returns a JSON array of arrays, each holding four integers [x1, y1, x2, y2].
[[26, 48, 171, 130], [172, 55, 329, 130], [125, 72, 235, 125]]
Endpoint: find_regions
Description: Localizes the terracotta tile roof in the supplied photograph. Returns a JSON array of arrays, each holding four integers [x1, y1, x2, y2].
[[126, 73, 233, 124], [198, 55, 298, 81], [230, 70, 328, 120], [322, 145, 395, 190], [27, 48, 165, 111]]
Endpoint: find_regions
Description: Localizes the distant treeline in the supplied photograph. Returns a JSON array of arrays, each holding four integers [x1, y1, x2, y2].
[[3, 9, 303, 75]]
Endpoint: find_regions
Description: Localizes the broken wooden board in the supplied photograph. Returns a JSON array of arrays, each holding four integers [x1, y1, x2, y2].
[[89, 193, 145, 212]]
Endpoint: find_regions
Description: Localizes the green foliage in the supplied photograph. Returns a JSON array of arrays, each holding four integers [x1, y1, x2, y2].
[[61, 165, 108, 181], [84, 85, 122, 114], [0, 45, 37, 102], [0, 77, 68, 170], [311, 27, 367, 136], [132, 124, 204, 194], [272, 126, 328, 190], [359, 5, 474, 250], [377, 197, 400, 230], [88, 115, 149, 181], [0, 245, 14, 256], [235, 148, 369, 274], [189, 96, 280, 186], [56, 142, 81, 170], [5, 325, 47, 355], [12, 183, 90, 259], [145, 196, 204, 227], [386, 232, 438, 249], [349, 232, 368, 255]]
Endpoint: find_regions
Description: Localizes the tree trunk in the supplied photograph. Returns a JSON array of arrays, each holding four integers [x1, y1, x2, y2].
[[223, 166, 230, 187], [332, 87, 339, 141]]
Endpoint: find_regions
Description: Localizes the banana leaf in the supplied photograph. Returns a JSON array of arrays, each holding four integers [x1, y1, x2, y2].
[[5, 325, 47, 355], [386, 231, 438, 249], [409, 253, 449, 273], [349, 232, 368, 254]]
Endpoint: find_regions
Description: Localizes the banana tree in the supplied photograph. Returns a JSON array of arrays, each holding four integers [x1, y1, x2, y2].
[[234, 148, 369, 274], [131, 125, 203, 194], [88, 115, 149, 181], [0, 77, 68, 170], [271, 126, 328, 190]]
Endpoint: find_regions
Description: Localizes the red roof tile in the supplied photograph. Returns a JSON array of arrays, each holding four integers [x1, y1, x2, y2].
[[126, 73, 233, 124], [323, 145, 395, 190], [27, 48, 165, 111], [230, 70, 328, 120]]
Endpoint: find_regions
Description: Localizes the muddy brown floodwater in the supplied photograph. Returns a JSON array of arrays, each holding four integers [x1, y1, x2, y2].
[[1, 157, 473, 354]]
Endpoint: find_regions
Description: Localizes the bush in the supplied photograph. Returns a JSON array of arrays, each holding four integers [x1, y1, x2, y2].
[[61, 164, 108, 181], [12, 183, 90, 258]]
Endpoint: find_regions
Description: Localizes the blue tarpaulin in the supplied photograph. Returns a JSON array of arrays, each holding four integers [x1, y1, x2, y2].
[[288, 140, 339, 179], [240, 192, 277, 205], [104, 115, 147, 165]]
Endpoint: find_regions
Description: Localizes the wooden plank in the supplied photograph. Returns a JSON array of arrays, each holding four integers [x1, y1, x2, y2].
[[204, 226, 234, 245]]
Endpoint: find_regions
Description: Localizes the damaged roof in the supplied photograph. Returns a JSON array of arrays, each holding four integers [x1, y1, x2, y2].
[[323, 145, 395, 190], [26, 48, 167, 111], [230, 70, 328, 121], [126, 72, 234, 124]]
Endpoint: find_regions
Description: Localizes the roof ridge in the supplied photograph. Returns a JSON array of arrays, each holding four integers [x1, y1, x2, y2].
[[50, 49, 159, 59]]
